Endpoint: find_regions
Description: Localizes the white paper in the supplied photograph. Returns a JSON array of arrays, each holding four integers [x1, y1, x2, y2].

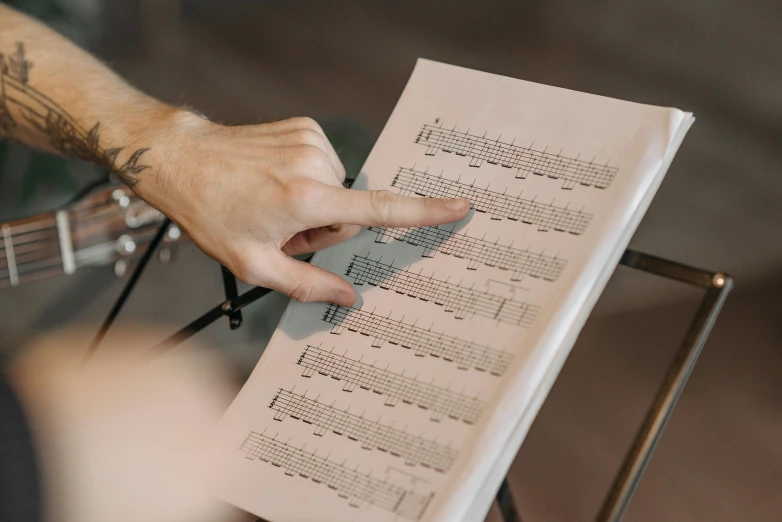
[[213, 59, 693, 522]]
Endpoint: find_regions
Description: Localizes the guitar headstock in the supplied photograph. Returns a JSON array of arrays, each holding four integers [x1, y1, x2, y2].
[[1, 182, 184, 289], [66, 183, 183, 275]]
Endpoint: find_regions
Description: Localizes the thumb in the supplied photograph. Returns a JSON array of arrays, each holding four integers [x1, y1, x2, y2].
[[262, 250, 356, 306]]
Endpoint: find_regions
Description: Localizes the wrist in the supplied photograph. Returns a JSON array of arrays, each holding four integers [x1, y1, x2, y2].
[[125, 106, 214, 218]]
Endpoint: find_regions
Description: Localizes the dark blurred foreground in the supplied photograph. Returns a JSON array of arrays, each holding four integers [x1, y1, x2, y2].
[[0, 1, 780, 521]]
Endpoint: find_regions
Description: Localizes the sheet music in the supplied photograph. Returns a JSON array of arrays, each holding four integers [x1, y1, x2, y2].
[[213, 59, 693, 522]]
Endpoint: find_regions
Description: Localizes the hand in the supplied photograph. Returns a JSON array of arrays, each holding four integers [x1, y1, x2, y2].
[[135, 112, 470, 306]]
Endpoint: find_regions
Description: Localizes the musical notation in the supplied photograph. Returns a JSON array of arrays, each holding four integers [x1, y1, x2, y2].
[[415, 123, 617, 190], [392, 167, 592, 235], [323, 305, 513, 376], [270, 389, 459, 472], [297, 345, 486, 424], [240, 431, 433, 520], [345, 254, 540, 327], [368, 225, 566, 282]]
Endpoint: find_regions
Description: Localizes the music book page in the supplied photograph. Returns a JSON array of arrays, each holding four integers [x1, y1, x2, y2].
[[212, 59, 694, 522]]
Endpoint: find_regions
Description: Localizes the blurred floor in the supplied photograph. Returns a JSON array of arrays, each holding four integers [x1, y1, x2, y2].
[[1, 1, 780, 521]]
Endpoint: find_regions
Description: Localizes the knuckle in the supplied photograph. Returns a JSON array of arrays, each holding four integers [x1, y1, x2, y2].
[[292, 128, 324, 147], [293, 117, 323, 133], [337, 223, 362, 239], [289, 177, 321, 200], [289, 278, 315, 302], [325, 223, 356, 238], [369, 190, 397, 225], [285, 178, 322, 216], [333, 158, 347, 180], [292, 144, 330, 171], [230, 256, 259, 285], [418, 196, 435, 219]]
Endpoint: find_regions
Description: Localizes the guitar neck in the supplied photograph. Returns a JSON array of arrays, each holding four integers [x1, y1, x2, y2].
[[0, 211, 67, 289], [1, 185, 173, 290]]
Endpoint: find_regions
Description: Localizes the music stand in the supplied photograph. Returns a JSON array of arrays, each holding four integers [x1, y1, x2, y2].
[[88, 219, 733, 522]]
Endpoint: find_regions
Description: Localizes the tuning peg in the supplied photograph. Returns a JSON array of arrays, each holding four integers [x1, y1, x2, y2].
[[114, 259, 128, 277], [166, 225, 182, 241], [112, 188, 131, 208], [158, 247, 172, 264], [116, 234, 136, 255]]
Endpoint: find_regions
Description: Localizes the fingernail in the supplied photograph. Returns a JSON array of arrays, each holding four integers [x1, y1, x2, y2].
[[446, 198, 470, 212], [332, 289, 355, 306]]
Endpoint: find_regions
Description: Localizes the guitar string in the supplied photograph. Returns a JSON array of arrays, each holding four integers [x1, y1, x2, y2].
[[0, 228, 160, 285], [0, 228, 59, 255], [0, 239, 127, 285], [0, 192, 148, 242], [0, 198, 158, 268], [0, 205, 103, 238], [2, 228, 158, 271], [0, 217, 161, 265]]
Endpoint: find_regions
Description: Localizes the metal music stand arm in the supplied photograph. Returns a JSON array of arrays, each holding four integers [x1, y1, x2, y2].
[[153, 285, 273, 352], [85, 218, 172, 360], [87, 223, 268, 356], [90, 247, 732, 522], [593, 252, 732, 522], [496, 251, 732, 522]]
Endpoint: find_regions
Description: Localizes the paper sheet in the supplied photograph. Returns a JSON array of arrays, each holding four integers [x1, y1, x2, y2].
[[213, 59, 693, 522]]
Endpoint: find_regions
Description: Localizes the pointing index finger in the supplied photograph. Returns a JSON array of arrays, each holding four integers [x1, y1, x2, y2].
[[318, 186, 470, 228]]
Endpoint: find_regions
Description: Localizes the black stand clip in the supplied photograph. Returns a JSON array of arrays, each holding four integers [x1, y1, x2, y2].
[[221, 265, 243, 329]]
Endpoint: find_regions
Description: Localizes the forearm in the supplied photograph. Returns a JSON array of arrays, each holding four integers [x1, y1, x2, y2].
[[0, 4, 177, 186], [0, 6, 470, 305]]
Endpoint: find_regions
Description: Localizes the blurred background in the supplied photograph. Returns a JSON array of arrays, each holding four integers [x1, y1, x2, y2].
[[0, 0, 780, 520]]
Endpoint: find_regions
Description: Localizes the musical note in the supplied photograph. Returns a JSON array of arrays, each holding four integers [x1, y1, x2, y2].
[[269, 389, 459, 472], [368, 225, 567, 282], [297, 345, 486, 424], [323, 305, 514, 376], [345, 254, 540, 327], [391, 167, 592, 235], [415, 123, 618, 190], [240, 430, 434, 520]]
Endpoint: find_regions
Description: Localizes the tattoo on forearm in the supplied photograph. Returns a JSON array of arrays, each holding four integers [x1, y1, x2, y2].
[[0, 42, 150, 186]]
